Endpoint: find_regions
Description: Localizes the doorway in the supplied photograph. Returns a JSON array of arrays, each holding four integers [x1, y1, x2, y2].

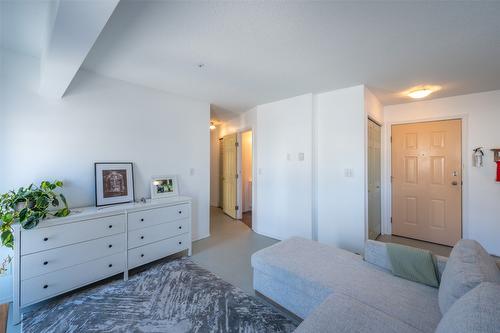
[[221, 133, 238, 219], [368, 119, 381, 240], [391, 119, 462, 246], [240, 130, 253, 229]]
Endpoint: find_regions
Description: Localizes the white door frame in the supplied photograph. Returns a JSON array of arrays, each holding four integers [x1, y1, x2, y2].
[[236, 127, 254, 221], [367, 117, 382, 240], [382, 114, 469, 240]]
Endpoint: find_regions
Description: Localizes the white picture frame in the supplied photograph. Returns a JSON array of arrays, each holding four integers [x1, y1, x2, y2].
[[95, 162, 135, 207], [150, 175, 179, 200]]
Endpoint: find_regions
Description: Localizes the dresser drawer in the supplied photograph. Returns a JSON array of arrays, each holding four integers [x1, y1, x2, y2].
[[21, 253, 125, 306], [21, 214, 126, 255], [128, 218, 189, 249], [128, 204, 190, 230], [21, 233, 126, 280], [128, 233, 189, 269]]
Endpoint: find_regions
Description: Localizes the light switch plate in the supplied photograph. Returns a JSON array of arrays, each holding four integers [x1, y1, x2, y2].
[[344, 168, 353, 177]]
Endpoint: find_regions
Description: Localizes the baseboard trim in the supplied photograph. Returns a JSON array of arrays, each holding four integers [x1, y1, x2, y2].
[[251, 228, 282, 241], [192, 233, 210, 242]]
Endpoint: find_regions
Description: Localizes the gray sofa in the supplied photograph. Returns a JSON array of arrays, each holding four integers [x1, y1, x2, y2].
[[251, 237, 500, 333]]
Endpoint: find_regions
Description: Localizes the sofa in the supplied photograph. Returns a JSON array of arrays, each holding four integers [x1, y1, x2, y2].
[[251, 237, 500, 333]]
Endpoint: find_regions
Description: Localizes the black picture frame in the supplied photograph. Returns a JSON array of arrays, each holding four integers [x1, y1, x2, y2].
[[94, 162, 135, 207]]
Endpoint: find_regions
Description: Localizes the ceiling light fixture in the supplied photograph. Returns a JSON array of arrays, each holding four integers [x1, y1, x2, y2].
[[210, 122, 216, 130], [406, 85, 441, 99]]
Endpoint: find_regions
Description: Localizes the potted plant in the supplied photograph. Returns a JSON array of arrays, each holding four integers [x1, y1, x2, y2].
[[0, 181, 71, 274]]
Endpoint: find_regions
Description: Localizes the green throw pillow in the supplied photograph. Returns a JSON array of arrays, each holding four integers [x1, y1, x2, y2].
[[386, 243, 439, 288]]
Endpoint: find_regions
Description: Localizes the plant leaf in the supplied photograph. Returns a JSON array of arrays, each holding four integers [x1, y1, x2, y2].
[[59, 193, 68, 208], [2, 213, 13, 223], [1, 230, 13, 248], [18, 207, 28, 222]]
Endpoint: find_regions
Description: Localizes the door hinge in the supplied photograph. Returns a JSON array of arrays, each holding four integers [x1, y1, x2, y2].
[[235, 174, 239, 179], [390, 136, 392, 143], [235, 142, 239, 147], [390, 217, 393, 224], [235, 205, 239, 211]]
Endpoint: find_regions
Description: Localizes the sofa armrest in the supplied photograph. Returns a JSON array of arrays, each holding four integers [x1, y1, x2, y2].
[[364, 240, 448, 279]]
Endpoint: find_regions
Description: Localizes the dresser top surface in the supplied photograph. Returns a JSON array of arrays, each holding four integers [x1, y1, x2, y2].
[[16, 196, 192, 230]]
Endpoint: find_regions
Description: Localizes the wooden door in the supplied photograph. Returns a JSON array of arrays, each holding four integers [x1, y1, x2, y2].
[[368, 119, 382, 240], [392, 119, 462, 246], [222, 133, 238, 219]]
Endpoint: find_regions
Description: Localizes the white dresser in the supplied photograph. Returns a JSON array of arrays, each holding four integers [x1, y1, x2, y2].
[[11, 196, 192, 324]]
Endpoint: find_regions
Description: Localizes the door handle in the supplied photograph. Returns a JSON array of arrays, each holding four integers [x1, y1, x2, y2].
[[451, 181, 458, 186]]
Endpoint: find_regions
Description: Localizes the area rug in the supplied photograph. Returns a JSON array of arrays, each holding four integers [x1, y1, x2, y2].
[[22, 257, 298, 333]]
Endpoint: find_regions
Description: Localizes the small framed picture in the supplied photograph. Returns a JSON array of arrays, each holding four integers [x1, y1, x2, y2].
[[151, 175, 178, 200], [95, 162, 135, 207]]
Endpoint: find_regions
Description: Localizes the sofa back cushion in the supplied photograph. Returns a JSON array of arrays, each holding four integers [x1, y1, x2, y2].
[[436, 282, 500, 333], [438, 239, 500, 314]]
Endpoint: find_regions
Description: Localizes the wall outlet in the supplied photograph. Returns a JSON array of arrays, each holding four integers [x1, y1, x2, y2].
[[298, 152, 305, 161]]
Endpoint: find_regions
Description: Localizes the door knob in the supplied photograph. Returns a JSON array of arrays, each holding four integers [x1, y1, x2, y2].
[[451, 181, 458, 186]]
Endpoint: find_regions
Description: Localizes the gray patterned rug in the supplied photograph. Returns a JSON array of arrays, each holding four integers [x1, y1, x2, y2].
[[22, 257, 298, 333]]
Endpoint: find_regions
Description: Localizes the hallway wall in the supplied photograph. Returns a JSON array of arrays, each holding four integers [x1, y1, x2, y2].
[[210, 126, 221, 207], [241, 131, 253, 212]]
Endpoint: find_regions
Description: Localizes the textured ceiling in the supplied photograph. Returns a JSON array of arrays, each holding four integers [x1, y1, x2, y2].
[[3, 1, 500, 113]]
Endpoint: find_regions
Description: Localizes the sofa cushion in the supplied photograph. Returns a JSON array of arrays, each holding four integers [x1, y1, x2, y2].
[[252, 237, 442, 333], [438, 239, 500, 314], [294, 293, 422, 333], [436, 282, 500, 333]]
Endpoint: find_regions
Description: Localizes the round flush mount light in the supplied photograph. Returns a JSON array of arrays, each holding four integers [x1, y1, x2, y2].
[[406, 85, 441, 99]]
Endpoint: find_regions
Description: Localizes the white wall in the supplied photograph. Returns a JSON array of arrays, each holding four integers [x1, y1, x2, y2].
[[0, 50, 211, 243], [210, 126, 220, 207], [256, 94, 313, 240], [315, 86, 367, 253], [223, 87, 379, 253], [384, 90, 500, 256]]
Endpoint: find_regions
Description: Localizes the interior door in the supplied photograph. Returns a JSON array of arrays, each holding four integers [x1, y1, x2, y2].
[[368, 119, 382, 240], [222, 133, 238, 219], [392, 119, 462, 246]]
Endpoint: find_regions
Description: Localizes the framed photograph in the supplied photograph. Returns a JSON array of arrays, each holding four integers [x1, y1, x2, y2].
[[95, 162, 135, 207], [151, 175, 178, 200]]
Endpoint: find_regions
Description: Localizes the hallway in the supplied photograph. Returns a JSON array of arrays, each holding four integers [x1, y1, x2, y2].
[[191, 207, 277, 295]]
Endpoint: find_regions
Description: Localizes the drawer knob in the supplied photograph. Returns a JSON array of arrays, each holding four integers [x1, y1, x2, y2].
[[43, 284, 48, 289], [43, 261, 48, 265], [140, 218, 144, 222], [108, 244, 112, 248], [108, 264, 113, 268], [178, 226, 182, 229], [178, 241, 182, 245], [178, 211, 182, 214], [108, 225, 113, 229], [43, 237, 48, 242], [140, 236, 144, 240], [140, 254, 144, 257]]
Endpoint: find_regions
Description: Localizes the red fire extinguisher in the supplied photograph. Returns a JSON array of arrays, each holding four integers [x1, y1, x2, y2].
[[497, 161, 500, 182]]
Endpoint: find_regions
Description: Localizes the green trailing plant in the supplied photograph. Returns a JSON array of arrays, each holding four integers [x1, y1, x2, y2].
[[0, 181, 70, 274]]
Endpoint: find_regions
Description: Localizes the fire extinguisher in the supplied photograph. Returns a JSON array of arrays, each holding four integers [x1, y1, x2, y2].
[[496, 161, 500, 182], [491, 149, 500, 182]]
